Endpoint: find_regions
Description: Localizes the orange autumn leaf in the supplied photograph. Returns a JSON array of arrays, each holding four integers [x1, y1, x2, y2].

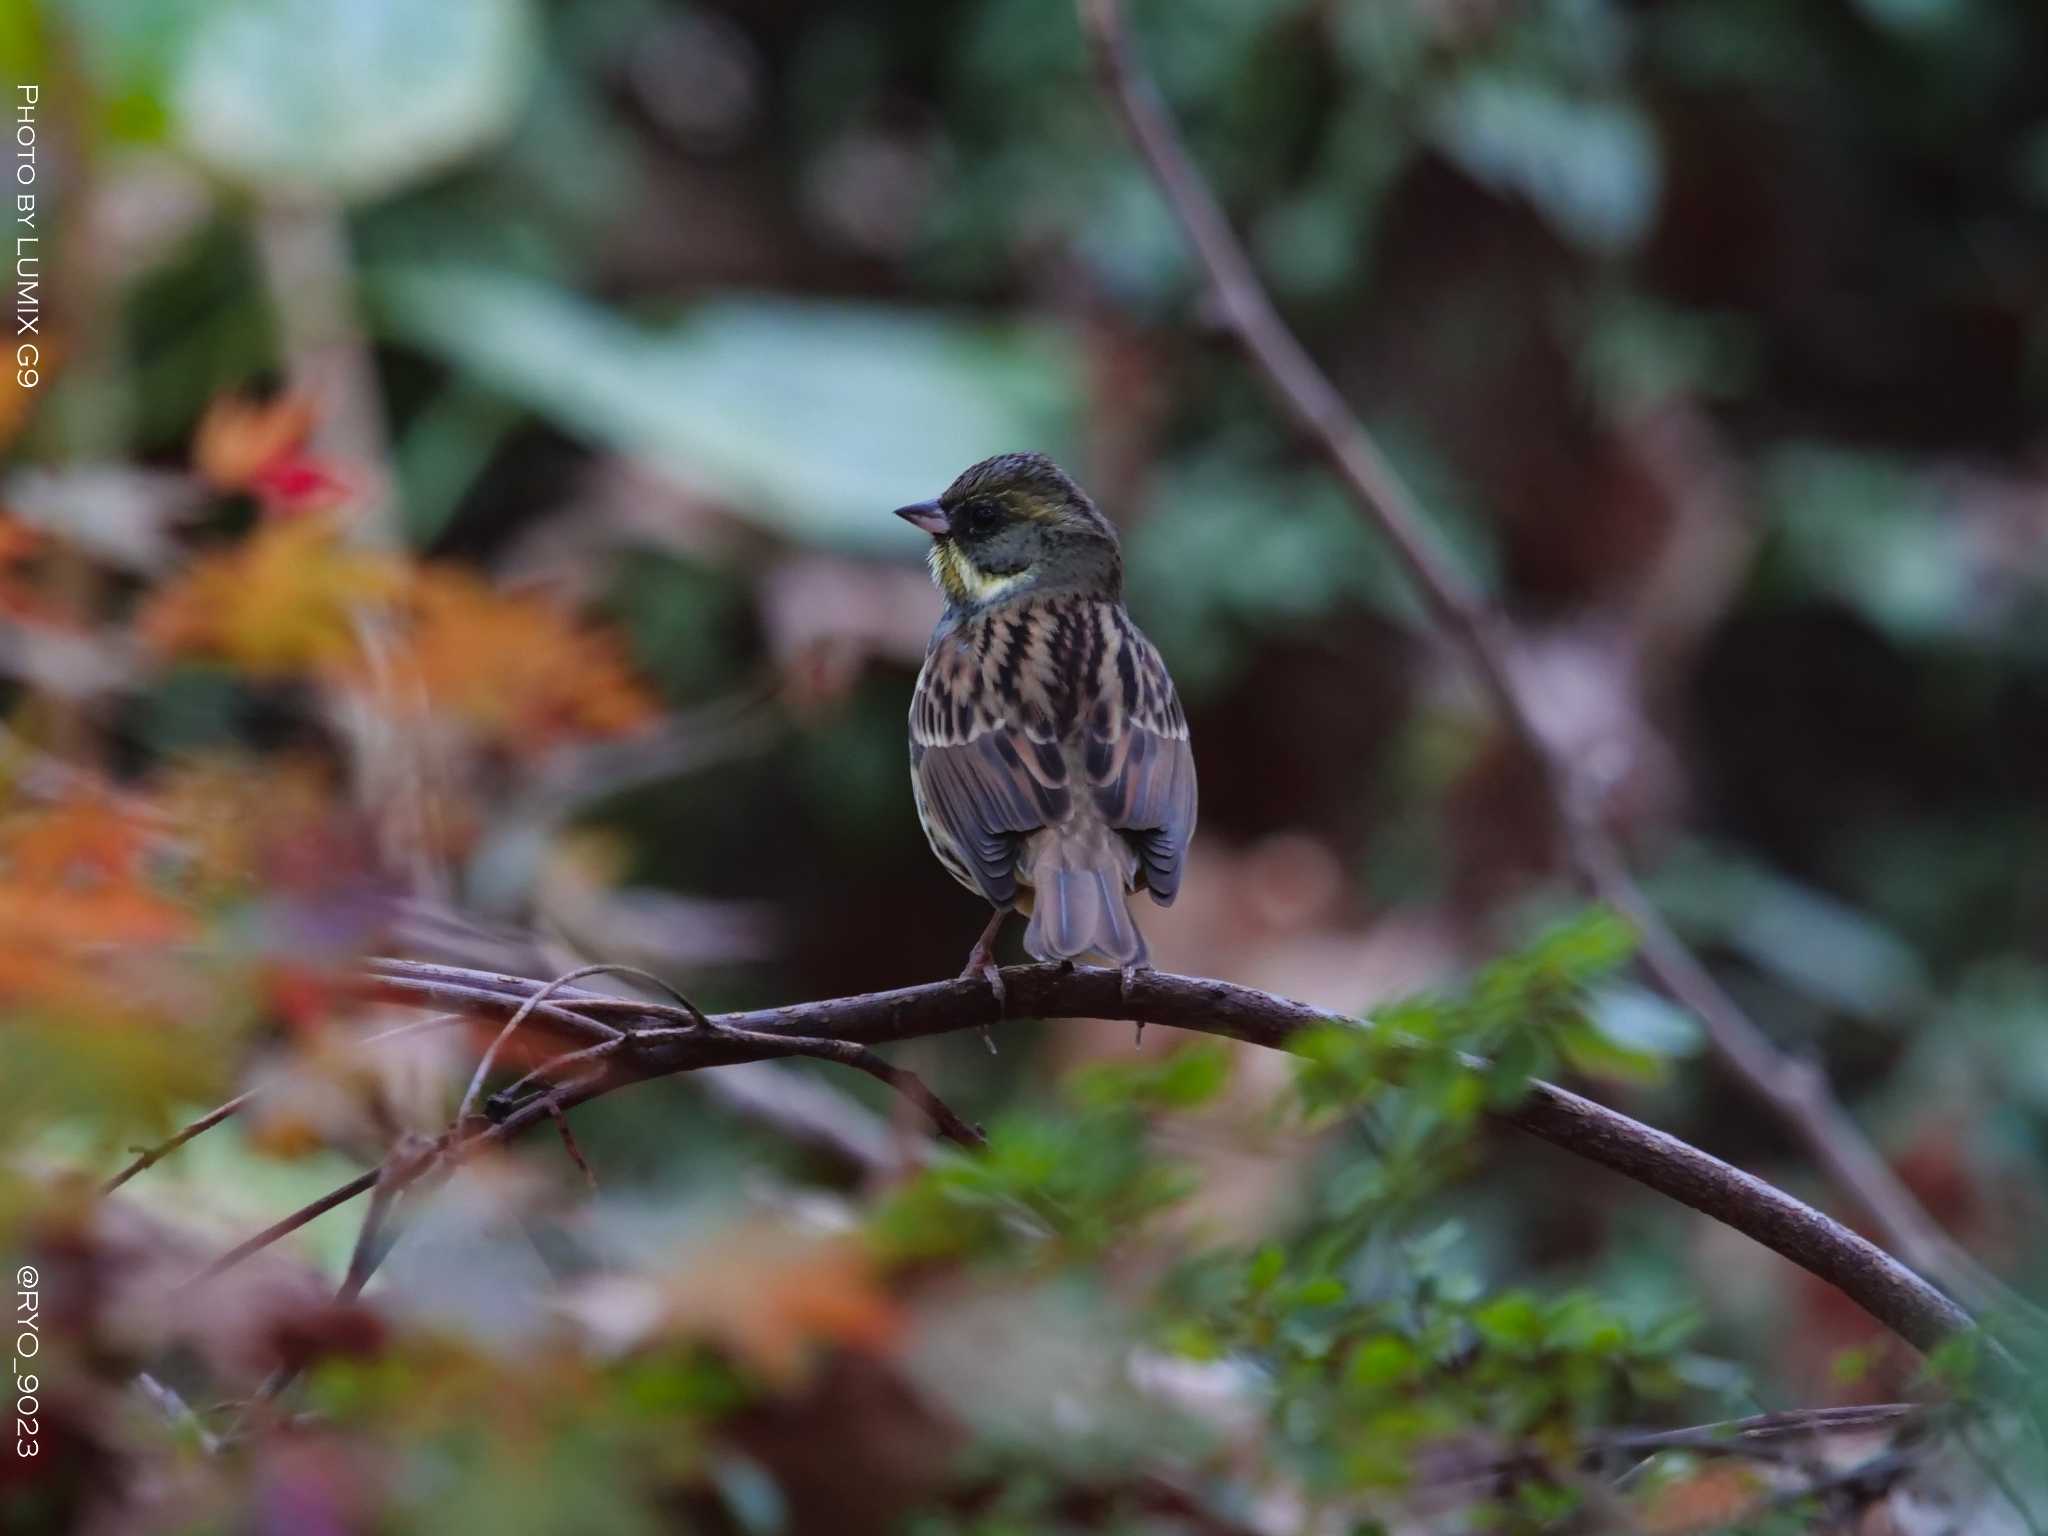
[[0, 515, 42, 563], [193, 392, 352, 517], [564, 1225, 901, 1386], [151, 754, 350, 899], [0, 515, 46, 618], [194, 393, 318, 491], [139, 517, 403, 676], [374, 568, 654, 751], [6, 790, 155, 886], [0, 339, 52, 451], [0, 792, 195, 1008], [1637, 1463, 1765, 1535]]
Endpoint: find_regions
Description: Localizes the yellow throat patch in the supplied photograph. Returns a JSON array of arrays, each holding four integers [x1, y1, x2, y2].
[[930, 540, 1032, 606]]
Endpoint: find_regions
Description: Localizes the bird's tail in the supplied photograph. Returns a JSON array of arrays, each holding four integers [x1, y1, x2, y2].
[[1022, 835, 1148, 966]]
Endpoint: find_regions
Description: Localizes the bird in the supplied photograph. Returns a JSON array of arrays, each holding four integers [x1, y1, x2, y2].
[[895, 452, 1196, 1006]]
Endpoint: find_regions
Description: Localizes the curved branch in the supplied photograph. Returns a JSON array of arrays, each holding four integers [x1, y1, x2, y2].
[[347, 958, 1976, 1358], [1071, 0, 2000, 1316]]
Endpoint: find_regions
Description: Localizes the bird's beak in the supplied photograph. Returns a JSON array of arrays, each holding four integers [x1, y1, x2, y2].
[[893, 500, 951, 537]]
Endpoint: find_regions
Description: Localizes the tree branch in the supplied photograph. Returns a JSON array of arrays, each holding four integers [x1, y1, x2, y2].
[[1602, 1402, 1926, 1460], [337, 958, 1980, 1360], [1073, 0, 1997, 1315]]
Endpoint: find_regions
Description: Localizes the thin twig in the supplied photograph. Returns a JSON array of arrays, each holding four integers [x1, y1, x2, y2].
[[537, 960, 714, 1032], [487, 1037, 626, 1117], [101, 1012, 469, 1196], [711, 1025, 987, 1150], [547, 1100, 598, 1192], [1604, 1402, 1925, 1458], [104, 1091, 256, 1196], [134, 1372, 222, 1455], [457, 964, 687, 1124], [1073, 0, 2004, 1317], [225, 1138, 445, 1441], [339, 1147, 420, 1302], [178, 1166, 386, 1290], [185, 1072, 610, 1289], [360, 961, 664, 1030]]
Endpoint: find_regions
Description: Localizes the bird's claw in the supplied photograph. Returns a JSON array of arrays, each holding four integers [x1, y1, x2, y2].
[[960, 908, 1009, 1048], [977, 963, 1005, 1054], [959, 936, 1006, 1054], [1121, 964, 1143, 1046]]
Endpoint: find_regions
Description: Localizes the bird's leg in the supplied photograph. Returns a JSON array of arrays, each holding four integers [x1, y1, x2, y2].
[[1122, 963, 1144, 1047], [962, 907, 1008, 1002], [961, 907, 1010, 1053]]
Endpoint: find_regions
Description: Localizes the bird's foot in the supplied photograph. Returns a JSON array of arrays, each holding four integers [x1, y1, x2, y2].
[[960, 954, 1006, 1012], [972, 965, 1003, 1054], [1121, 964, 1145, 1046], [960, 911, 1009, 1054]]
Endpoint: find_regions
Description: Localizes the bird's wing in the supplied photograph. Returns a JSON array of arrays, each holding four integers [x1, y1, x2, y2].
[[910, 600, 1196, 909], [1083, 613, 1197, 905], [909, 615, 1070, 908]]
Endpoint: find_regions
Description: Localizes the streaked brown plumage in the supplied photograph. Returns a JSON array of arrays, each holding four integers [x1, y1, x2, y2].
[[894, 453, 1196, 985]]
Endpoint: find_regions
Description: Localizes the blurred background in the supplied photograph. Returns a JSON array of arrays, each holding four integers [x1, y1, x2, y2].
[[5, 0, 2048, 1529]]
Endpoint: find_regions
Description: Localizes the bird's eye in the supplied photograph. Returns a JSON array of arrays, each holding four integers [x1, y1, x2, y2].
[[956, 499, 1003, 537]]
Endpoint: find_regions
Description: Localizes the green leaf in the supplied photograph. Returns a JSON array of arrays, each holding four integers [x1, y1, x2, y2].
[[1648, 843, 1929, 1020], [1428, 76, 1660, 252], [1849, 0, 1967, 35], [1920, 1329, 1986, 1393], [1289, 1021, 1390, 1116], [1557, 1020, 1666, 1086], [394, 382, 526, 546], [1345, 1334, 1420, 1390], [1245, 1244, 1286, 1295], [376, 267, 1079, 553], [1515, 907, 1638, 985], [1760, 445, 1970, 642], [1586, 984, 1702, 1058], [1472, 1293, 1545, 1354], [1831, 1345, 1878, 1386], [172, 0, 538, 200], [1070, 1041, 1233, 1111], [41, 0, 227, 144], [1286, 1277, 1349, 1310], [1483, 1031, 1548, 1107]]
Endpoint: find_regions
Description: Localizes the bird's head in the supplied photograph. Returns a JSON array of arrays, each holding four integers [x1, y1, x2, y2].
[[894, 452, 1122, 609]]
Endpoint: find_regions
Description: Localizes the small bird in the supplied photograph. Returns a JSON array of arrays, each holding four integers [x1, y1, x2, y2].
[[896, 453, 1196, 1001]]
